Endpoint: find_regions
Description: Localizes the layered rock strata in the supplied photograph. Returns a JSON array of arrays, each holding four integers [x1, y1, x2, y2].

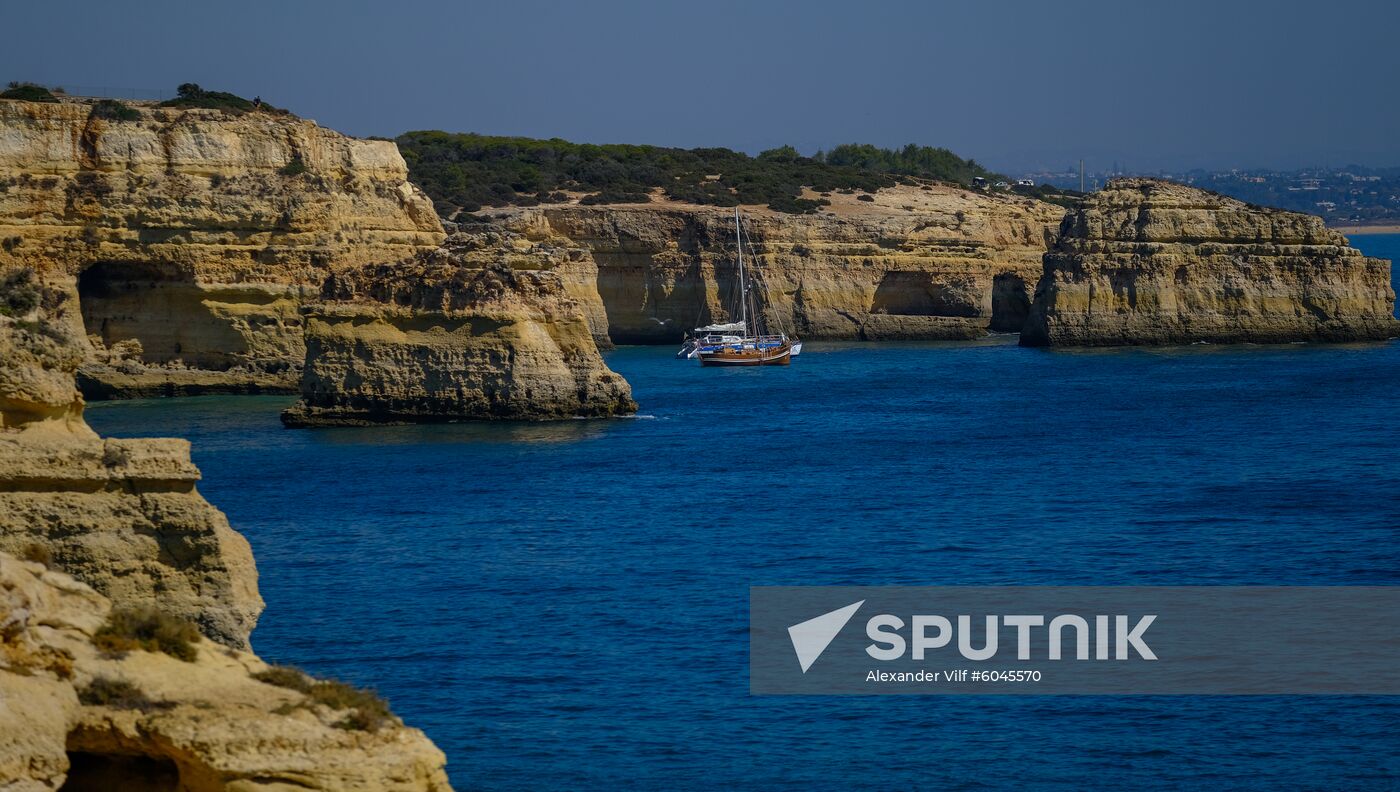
[[0, 279, 260, 648], [0, 552, 450, 791], [282, 229, 636, 426], [479, 184, 1065, 345], [1022, 179, 1399, 346], [0, 97, 445, 397], [0, 258, 452, 789]]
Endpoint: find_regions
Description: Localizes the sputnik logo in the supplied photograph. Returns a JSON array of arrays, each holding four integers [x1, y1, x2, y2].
[[787, 600, 864, 673]]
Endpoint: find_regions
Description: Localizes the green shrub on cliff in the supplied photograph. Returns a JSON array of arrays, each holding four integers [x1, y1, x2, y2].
[[766, 195, 830, 214], [279, 156, 309, 177], [1, 82, 58, 102], [78, 676, 170, 710], [580, 189, 651, 205], [255, 664, 396, 731], [396, 131, 1002, 217], [1, 268, 41, 317], [94, 606, 202, 662], [819, 143, 992, 186], [315, 680, 395, 731], [159, 83, 286, 115], [89, 99, 140, 122], [253, 665, 314, 692], [757, 145, 801, 163]]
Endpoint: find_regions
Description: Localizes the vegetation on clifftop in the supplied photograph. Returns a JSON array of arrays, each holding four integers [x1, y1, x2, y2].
[[94, 607, 202, 662], [78, 676, 171, 711], [88, 99, 140, 121], [159, 83, 288, 115], [1, 82, 59, 102], [255, 664, 397, 731], [396, 131, 1004, 216]]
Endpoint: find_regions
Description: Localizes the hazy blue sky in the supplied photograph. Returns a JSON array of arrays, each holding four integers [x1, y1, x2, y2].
[[4, 0, 1396, 173]]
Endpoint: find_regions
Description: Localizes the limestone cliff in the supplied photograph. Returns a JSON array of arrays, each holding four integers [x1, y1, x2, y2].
[[1022, 179, 1399, 346], [0, 552, 450, 791], [282, 230, 636, 426], [0, 276, 260, 649], [0, 252, 452, 789], [479, 184, 1064, 344], [0, 96, 445, 397]]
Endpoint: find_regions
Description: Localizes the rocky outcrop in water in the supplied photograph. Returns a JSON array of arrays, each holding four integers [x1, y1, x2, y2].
[[0, 97, 445, 397], [1021, 179, 1399, 346], [0, 552, 450, 791], [480, 184, 1064, 344], [282, 229, 636, 426]]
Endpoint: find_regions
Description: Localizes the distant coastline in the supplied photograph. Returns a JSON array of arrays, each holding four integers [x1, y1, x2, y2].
[[1331, 223, 1400, 235]]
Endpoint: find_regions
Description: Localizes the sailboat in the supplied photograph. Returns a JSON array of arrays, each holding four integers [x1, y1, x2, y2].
[[692, 208, 800, 367]]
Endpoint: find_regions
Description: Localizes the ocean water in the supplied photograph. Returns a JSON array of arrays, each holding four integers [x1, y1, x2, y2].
[[84, 237, 1400, 790]]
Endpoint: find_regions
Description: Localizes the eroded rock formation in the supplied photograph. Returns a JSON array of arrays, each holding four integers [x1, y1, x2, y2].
[[0, 248, 452, 789], [480, 184, 1065, 344], [282, 229, 636, 426], [0, 97, 445, 397], [1022, 179, 1400, 346], [0, 277, 261, 648], [0, 552, 450, 791]]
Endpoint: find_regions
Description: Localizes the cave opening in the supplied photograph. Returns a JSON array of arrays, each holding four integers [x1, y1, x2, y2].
[[871, 271, 979, 318], [990, 272, 1032, 332], [76, 260, 249, 370], [60, 750, 180, 791]]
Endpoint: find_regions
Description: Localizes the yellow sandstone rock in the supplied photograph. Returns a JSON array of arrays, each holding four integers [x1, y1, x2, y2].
[[1022, 179, 1400, 346], [0, 97, 444, 397], [0, 238, 453, 790], [0, 96, 634, 424], [0, 279, 261, 649], [282, 232, 637, 425], [480, 184, 1065, 344], [0, 552, 451, 791]]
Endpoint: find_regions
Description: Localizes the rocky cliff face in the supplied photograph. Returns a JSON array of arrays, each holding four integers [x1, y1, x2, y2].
[[1022, 179, 1399, 346], [0, 552, 450, 791], [0, 97, 445, 397], [0, 276, 261, 649], [0, 258, 452, 789], [282, 230, 636, 426], [480, 184, 1064, 344]]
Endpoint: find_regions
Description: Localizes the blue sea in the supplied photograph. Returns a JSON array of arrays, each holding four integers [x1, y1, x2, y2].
[[86, 235, 1400, 790]]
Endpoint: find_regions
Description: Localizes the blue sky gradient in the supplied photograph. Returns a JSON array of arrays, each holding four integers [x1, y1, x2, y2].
[[4, 0, 1395, 173]]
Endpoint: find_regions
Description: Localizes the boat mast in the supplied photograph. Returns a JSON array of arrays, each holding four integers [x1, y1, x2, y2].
[[735, 206, 748, 336]]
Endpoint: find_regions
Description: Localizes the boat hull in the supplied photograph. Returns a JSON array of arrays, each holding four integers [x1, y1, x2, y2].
[[698, 342, 793, 367]]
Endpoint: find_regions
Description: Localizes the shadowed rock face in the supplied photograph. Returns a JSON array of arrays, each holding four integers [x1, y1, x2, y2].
[[479, 184, 1064, 345], [1021, 179, 1399, 346], [0, 97, 445, 397], [281, 231, 636, 426]]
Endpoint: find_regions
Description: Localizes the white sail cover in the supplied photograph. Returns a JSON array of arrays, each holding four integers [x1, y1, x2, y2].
[[695, 322, 746, 333]]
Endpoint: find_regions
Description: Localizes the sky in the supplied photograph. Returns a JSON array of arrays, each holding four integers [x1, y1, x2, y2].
[[4, 0, 1397, 174]]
